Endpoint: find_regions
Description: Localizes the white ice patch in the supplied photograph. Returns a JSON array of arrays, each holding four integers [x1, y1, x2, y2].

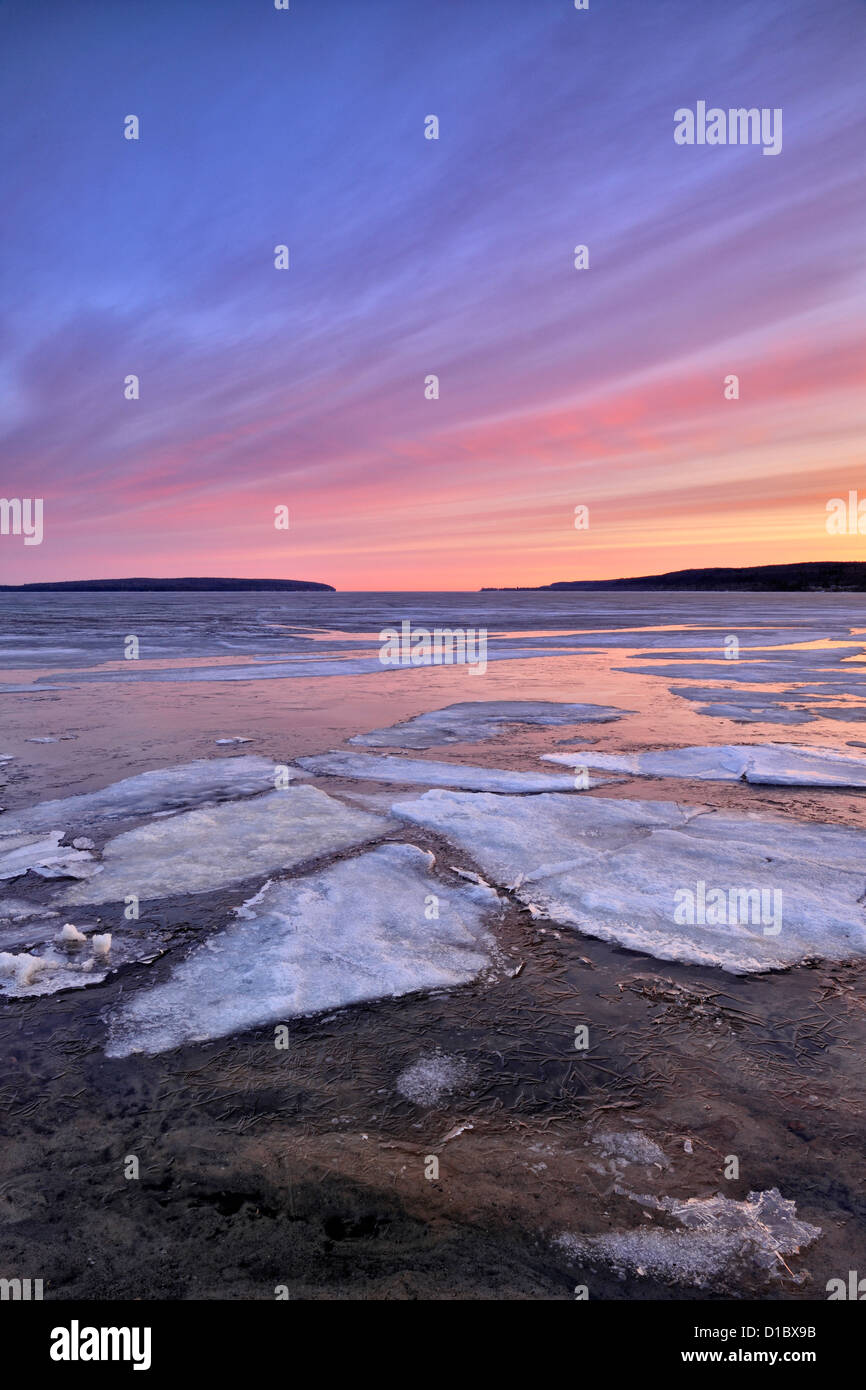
[[392, 790, 866, 972], [0, 832, 98, 882], [61, 786, 387, 905], [350, 701, 629, 749], [0, 926, 157, 997], [557, 1188, 820, 1288], [396, 1053, 476, 1106], [543, 742, 866, 787], [59, 923, 87, 944], [593, 1130, 669, 1169], [297, 750, 613, 793], [0, 756, 303, 837], [105, 843, 502, 1055]]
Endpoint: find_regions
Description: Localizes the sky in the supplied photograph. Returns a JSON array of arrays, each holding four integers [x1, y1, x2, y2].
[[0, 0, 864, 590]]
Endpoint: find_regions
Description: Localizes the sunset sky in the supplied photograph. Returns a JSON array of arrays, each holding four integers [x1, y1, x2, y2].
[[0, 0, 864, 590]]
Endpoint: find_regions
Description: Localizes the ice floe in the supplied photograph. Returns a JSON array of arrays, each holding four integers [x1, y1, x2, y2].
[[672, 687, 814, 706], [0, 756, 304, 836], [62, 786, 387, 905], [622, 658, 866, 688], [105, 843, 501, 1055], [350, 700, 629, 749], [543, 742, 866, 787], [392, 790, 866, 972], [694, 704, 815, 725], [296, 750, 613, 793]]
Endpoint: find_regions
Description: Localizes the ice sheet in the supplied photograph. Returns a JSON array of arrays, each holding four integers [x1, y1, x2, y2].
[[0, 756, 306, 836], [694, 704, 816, 725], [296, 750, 612, 792], [61, 786, 387, 905], [543, 742, 866, 787], [106, 843, 502, 1055], [392, 790, 866, 972], [350, 701, 629, 749]]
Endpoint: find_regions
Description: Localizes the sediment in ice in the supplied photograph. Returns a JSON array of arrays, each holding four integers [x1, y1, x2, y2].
[[61, 786, 388, 905], [392, 790, 866, 972], [105, 843, 502, 1055]]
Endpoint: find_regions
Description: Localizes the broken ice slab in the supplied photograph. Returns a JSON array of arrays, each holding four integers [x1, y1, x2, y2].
[[349, 700, 630, 749], [543, 742, 866, 787], [392, 790, 866, 973], [0, 831, 97, 882], [61, 786, 388, 906], [0, 756, 306, 836], [105, 843, 502, 1055], [296, 750, 617, 792]]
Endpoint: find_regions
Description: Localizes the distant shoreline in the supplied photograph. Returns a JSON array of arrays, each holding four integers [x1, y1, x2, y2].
[[481, 561, 866, 593], [0, 577, 336, 593]]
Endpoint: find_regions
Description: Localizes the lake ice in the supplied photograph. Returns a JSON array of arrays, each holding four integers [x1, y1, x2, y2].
[[106, 843, 502, 1055]]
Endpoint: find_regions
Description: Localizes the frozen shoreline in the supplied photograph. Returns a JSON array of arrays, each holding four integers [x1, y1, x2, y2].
[[2, 595, 866, 1298]]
